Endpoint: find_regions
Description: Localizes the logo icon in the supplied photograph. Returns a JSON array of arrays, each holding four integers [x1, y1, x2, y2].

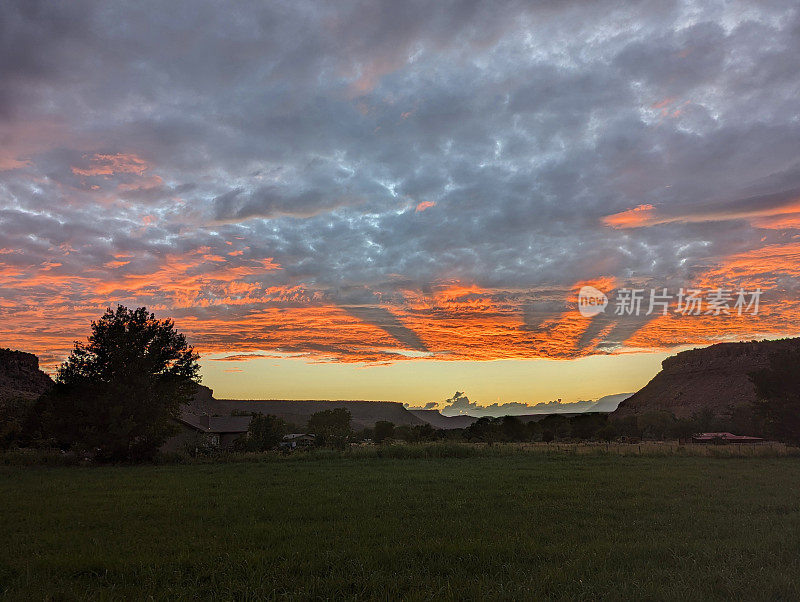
[[578, 286, 608, 317]]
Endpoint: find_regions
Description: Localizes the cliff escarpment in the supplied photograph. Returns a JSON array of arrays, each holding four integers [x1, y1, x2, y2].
[[613, 338, 800, 420]]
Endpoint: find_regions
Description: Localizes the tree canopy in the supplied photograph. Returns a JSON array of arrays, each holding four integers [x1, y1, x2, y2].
[[373, 420, 395, 443], [243, 413, 286, 451], [37, 306, 200, 461], [307, 408, 352, 448], [750, 349, 800, 444]]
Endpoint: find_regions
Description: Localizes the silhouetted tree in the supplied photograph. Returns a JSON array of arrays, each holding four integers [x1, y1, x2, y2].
[[36, 306, 200, 461], [596, 421, 618, 442], [526, 420, 543, 442], [307, 408, 352, 448], [750, 349, 800, 444], [569, 413, 608, 440], [394, 423, 438, 442], [729, 403, 764, 437], [465, 417, 498, 443], [636, 411, 674, 440], [692, 408, 717, 433], [418, 423, 438, 441], [611, 415, 640, 440], [244, 413, 286, 451], [668, 418, 697, 441], [0, 397, 32, 450], [373, 420, 395, 443], [538, 414, 571, 441], [500, 415, 526, 441]]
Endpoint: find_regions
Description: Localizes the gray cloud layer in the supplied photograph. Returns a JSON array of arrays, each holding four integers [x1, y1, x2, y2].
[[2, 0, 800, 359]]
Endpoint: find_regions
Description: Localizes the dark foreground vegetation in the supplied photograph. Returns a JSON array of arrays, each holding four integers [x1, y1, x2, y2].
[[212, 400, 786, 457], [2, 453, 800, 600]]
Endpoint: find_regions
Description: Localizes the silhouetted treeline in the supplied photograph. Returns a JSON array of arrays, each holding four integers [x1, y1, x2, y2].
[[370, 406, 769, 446], [5, 333, 800, 457]]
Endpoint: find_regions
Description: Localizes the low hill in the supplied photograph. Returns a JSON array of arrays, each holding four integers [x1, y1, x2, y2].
[[201, 398, 428, 430], [409, 410, 477, 429], [0, 348, 53, 402], [612, 337, 800, 420]]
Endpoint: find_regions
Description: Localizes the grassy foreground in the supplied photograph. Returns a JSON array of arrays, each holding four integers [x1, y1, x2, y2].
[[2, 453, 800, 600]]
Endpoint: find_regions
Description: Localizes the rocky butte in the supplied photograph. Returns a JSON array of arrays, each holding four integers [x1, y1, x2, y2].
[[0, 348, 53, 402], [612, 337, 800, 420]]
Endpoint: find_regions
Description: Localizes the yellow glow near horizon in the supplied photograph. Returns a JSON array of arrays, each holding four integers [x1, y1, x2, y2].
[[199, 351, 672, 405]]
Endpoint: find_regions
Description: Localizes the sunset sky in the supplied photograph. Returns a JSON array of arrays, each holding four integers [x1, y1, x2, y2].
[[2, 1, 800, 410]]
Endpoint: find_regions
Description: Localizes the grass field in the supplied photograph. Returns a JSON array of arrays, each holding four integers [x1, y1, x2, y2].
[[2, 452, 800, 600]]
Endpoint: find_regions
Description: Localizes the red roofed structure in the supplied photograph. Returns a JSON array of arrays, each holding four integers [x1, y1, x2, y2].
[[692, 432, 764, 444]]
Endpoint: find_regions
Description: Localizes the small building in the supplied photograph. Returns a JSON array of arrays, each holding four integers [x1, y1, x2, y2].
[[280, 433, 316, 449], [692, 432, 764, 444], [161, 412, 252, 453]]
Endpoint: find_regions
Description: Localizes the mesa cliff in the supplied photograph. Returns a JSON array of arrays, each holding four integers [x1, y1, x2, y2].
[[612, 338, 800, 420], [0, 348, 54, 402], [202, 398, 427, 429]]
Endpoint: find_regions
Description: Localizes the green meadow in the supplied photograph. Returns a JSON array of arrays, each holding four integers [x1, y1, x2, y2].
[[2, 451, 800, 600]]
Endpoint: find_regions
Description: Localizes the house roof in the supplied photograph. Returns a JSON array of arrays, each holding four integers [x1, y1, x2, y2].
[[283, 433, 315, 440], [177, 412, 251, 434], [692, 432, 763, 441]]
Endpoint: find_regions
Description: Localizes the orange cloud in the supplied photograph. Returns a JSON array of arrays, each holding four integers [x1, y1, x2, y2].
[[751, 212, 800, 230], [602, 204, 656, 228], [603, 196, 800, 230], [623, 242, 800, 350], [416, 201, 436, 212], [696, 242, 800, 289], [71, 153, 149, 177], [104, 260, 131, 269], [651, 98, 675, 110], [2, 240, 799, 372]]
